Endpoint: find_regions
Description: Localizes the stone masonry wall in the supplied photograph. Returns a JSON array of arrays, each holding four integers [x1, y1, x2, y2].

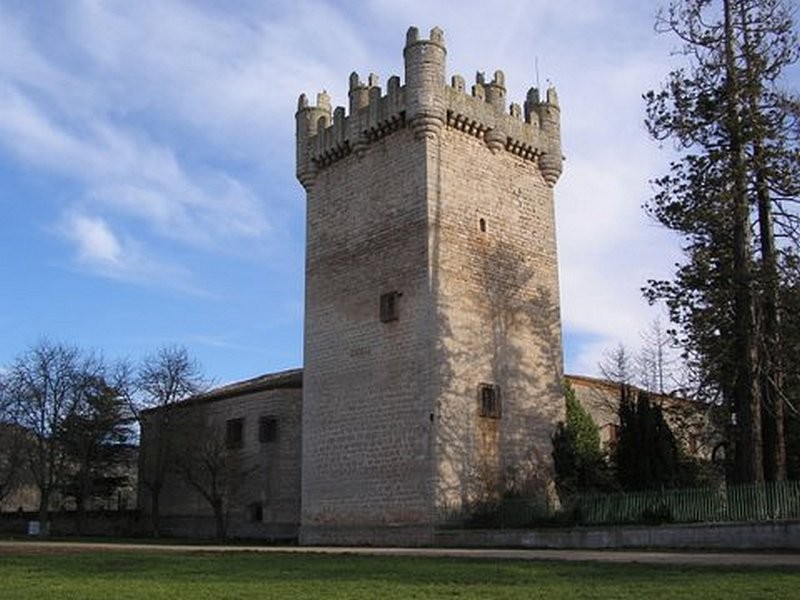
[[431, 122, 564, 512], [301, 127, 437, 543]]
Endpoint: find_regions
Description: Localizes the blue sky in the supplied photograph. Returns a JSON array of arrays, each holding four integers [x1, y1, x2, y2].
[[0, 0, 729, 385]]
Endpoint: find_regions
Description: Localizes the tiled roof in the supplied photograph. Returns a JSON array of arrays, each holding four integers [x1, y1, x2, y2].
[[197, 368, 303, 401], [144, 368, 303, 412]]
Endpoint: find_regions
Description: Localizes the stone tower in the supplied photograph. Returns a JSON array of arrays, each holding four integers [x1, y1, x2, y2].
[[296, 26, 564, 545]]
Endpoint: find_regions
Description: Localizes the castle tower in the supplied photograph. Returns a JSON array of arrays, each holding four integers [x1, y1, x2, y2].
[[296, 26, 564, 545]]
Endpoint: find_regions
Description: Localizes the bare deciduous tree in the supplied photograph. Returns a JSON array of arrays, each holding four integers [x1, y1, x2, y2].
[[172, 408, 251, 540], [1, 341, 103, 533], [132, 346, 207, 537], [599, 343, 635, 386]]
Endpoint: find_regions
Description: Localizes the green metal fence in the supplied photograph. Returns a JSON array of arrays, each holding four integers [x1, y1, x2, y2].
[[437, 480, 800, 529], [573, 481, 800, 525]]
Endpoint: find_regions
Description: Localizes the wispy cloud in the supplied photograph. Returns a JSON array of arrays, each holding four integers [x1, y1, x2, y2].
[[0, 2, 287, 289], [65, 213, 122, 266], [56, 212, 202, 294], [67, 0, 366, 150], [0, 81, 269, 245]]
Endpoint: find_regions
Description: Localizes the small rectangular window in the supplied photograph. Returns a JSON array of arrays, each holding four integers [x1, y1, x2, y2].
[[380, 291, 401, 322], [259, 416, 278, 443], [605, 423, 619, 446], [226, 418, 244, 449], [250, 502, 263, 522], [478, 383, 501, 419]]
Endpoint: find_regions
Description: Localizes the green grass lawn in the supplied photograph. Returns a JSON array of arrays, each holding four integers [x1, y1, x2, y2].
[[0, 548, 798, 599]]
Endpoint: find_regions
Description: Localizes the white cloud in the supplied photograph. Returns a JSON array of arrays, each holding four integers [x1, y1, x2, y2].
[[0, 2, 282, 281], [0, 14, 276, 276], [57, 212, 202, 294], [67, 213, 122, 266], [0, 84, 84, 169], [0, 8, 84, 105]]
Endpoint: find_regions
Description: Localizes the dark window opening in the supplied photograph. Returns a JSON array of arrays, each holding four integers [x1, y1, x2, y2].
[[606, 423, 619, 446], [479, 218, 486, 232], [380, 291, 401, 322], [226, 418, 244, 449], [250, 502, 263, 522], [478, 383, 501, 419], [259, 416, 279, 443]]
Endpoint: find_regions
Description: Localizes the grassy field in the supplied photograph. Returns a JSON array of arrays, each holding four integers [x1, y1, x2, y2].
[[1, 547, 799, 599]]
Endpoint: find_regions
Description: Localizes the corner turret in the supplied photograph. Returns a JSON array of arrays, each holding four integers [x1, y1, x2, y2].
[[296, 91, 332, 190], [483, 70, 506, 112], [403, 26, 447, 139], [531, 87, 562, 187], [349, 72, 379, 115]]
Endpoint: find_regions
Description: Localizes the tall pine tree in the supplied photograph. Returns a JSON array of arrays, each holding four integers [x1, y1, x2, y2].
[[644, 0, 799, 483]]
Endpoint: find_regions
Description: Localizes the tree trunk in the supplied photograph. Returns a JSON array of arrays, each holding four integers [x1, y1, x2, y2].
[[75, 495, 86, 536], [724, 0, 763, 484], [37, 487, 50, 537], [150, 486, 161, 538], [737, 0, 787, 482], [75, 468, 90, 536], [212, 498, 226, 541], [756, 143, 786, 481]]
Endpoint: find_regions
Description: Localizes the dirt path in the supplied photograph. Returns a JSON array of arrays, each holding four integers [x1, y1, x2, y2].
[[2, 540, 799, 568]]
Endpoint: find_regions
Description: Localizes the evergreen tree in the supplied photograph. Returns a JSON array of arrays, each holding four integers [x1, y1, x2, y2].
[[779, 264, 800, 479], [60, 378, 132, 533], [615, 386, 685, 490], [565, 382, 602, 462], [552, 382, 610, 497], [644, 0, 799, 483]]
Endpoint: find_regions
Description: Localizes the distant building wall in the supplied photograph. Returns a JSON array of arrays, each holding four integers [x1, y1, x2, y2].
[[0, 484, 38, 514], [567, 374, 725, 466]]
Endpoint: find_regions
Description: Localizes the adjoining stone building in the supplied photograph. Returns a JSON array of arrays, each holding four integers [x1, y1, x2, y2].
[[138, 369, 301, 540], [567, 375, 725, 467], [137, 372, 723, 542]]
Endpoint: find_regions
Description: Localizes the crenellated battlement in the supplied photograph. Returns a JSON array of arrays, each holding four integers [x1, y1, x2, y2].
[[296, 26, 563, 189]]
